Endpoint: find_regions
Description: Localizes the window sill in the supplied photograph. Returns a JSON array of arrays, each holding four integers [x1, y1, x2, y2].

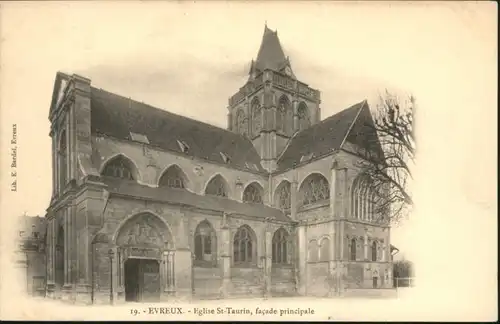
[[193, 261, 218, 268], [298, 200, 329, 212], [232, 263, 259, 269], [306, 260, 330, 264]]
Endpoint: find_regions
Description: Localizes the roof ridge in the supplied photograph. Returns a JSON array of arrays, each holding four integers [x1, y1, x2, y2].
[[92, 86, 246, 140], [339, 99, 367, 149], [319, 100, 366, 125], [277, 129, 301, 162]]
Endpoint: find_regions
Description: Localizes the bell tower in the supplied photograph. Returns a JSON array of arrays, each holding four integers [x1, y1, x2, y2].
[[227, 25, 322, 172]]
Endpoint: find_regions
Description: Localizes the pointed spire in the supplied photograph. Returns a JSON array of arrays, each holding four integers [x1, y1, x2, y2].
[[253, 24, 287, 72]]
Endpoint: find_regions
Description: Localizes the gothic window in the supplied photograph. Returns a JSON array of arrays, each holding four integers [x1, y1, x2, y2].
[[205, 175, 229, 198], [298, 102, 310, 131], [251, 98, 262, 137], [242, 183, 263, 204], [194, 220, 217, 266], [277, 95, 290, 133], [371, 241, 378, 262], [351, 175, 376, 220], [158, 165, 187, 189], [272, 228, 289, 264], [236, 109, 247, 136], [319, 237, 331, 262], [233, 225, 256, 264], [275, 181, 291, 211], [58, 130, 67, 190], [101, 155, 136, 180], [298, 173, 330, 207], [350, 238, 357, 261], [308, 240, 318, 262]]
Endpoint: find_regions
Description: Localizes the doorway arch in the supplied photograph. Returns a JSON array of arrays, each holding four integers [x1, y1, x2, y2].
[[114, 212, 174, 303]]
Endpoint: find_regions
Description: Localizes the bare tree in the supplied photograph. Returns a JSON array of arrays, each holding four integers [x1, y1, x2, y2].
[[393, 259, 414, 278], [348, 90, 415, 224]]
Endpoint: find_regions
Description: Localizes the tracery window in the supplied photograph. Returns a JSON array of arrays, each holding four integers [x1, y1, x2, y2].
[[251, 98, 262, 137], [297, 102, 310, 131], [101, 155, 135, 180], [275, 181, 291, 211], [205, 175, 228, 197], [299, 173, 330, 207], [233, 226, 255, 264], [371, 240, 378, 261], [236, 109, 247, 136], [58, 130, 67, 190], [351, 175, 376, 221], [242, 183, 263, 204], [272, 228, 289, 264], [194, 221, 217, 266], [277, 95, 290, 133], [159, 165, 186, 189], [350, 238, 357, 261]]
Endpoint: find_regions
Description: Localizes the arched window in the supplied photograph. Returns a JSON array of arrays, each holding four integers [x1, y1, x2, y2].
[[205, 175, 229, 198], [351, 175, 376, 220], [274, 181, 291, 211], [158, 165, 187, 189], [251, 98, 261, 137], [308, 240, 318, 262], [277, 95, 291, 133], [319, 237, 331, 262], [371, 241, 378, 262], [233, 226, 256, 264], [236, 109, 247, 136], [101, 155, 135, 180], [350, 238, 357, 261], [194, 221, 217, 266], [272, 228, 289, 264], [297, 102, 310, 131], [58, 130, 67, 190], [242, 182, 263, 204], [299, 173, 330, 207]]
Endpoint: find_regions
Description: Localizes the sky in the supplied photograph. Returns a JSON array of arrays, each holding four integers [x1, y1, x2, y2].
[[0, 2, 497, 261]]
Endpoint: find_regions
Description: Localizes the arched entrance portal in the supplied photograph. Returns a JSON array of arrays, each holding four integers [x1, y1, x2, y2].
[[124, 258, 161, 302], [115, 213, 174, 303]]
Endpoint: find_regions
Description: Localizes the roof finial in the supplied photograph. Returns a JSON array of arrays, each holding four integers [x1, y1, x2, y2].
[[265, 20, 267, 27]]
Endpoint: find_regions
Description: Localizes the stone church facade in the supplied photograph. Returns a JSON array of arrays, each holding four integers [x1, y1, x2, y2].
[[45, 26, 393, 304]]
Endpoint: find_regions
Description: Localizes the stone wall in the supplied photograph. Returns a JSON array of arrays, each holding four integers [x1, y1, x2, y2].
[[193, 267, 222, 299], [306, 262, 329, 297], [271, 266, 296, 296]]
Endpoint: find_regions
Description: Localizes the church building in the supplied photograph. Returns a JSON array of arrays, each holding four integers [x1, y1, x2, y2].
[[45, 26, 393, 304]]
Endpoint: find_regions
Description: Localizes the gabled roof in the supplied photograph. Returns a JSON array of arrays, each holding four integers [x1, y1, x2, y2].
[[254, 26, 288, 72], [101, 177, 291, 222], [48, 72, 71, 119], [277, 100, 369, 170], [90, 87, 266, 173], [342, 100, 385, 161]]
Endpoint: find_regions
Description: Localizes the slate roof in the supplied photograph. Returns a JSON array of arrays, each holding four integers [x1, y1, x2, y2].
[[101, 176, 292, 222], [277, 100, 369, 170], [254, 26, 288, 72], [90, 87, 266, 173]]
